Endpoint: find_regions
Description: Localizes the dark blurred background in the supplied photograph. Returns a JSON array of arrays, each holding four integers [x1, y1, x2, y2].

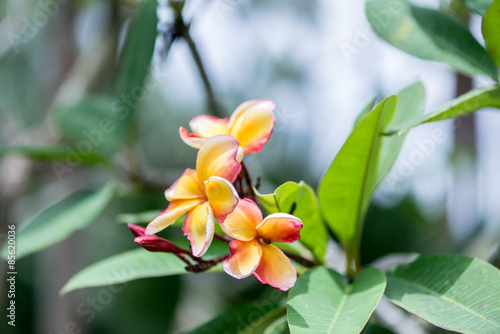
[[0, 0, 499, 333]]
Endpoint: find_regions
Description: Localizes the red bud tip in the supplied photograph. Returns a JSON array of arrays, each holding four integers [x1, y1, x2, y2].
[[134, 235, 185, 253], [128, 224, 146, 237]]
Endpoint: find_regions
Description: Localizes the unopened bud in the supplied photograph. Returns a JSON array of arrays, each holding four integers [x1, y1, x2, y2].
[[128, 224, 146, 237], [134, 235, 187, 254]]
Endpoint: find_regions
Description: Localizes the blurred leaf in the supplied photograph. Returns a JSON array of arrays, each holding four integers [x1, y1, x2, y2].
[[460, 0, 494, 15], [255, 181, 328, 263], [318, 96, 398, 246], [115, 210, 162, 224], [264, 316, 290, 334], [56, 96, 124, 153], [366, 0, 498, 80], [60, 249, 185, 295], [354, 97, 377, 127], [114, 0, 158, 136], [385, 254, 500, 334], [287, 267, 386, 334], [360, 198, 449, 266], [361, 324, 395, 334], [1, 184, 116, 260], [483, 0, 500, 68], [0, 145, 108, 164], [116, 210, 185, 228], [391, 85, 500, 134], [60, 239, 228, 294], [187, 300, 285, 334]]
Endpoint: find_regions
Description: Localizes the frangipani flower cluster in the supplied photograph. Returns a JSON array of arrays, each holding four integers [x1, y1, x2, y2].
[[137, 100, 303, 291]]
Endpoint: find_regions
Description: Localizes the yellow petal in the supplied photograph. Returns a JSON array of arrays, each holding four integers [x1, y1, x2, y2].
[[165, 168, 205, 201], [253, 244, 296, 291], [179, 127, 206, 149], [145, 198, 204, 235], [228, 99, 275, 154], [220, 199, 261, 241], [182, 202, 215, 257], [256, 213, 302, 243], [196, 135, 241, 185], [189, 115, 229, 138], [223, 239, 262, 279], [205, 176, 239, 222]]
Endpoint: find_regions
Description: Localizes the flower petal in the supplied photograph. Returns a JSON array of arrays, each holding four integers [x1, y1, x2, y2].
[[179, 127, 206, 149], [253, 244, 297, 291], [223, 239, 262, 279], [189, 115, 229, 138], [220, 199, 261, 241], [145, 198, 204, 235], [256, 213, 302, 243], [228, 99, 276, 154], [205, 176, 239, 222], [165, 168, 205, 201], [196, 135, 241, 185], [183, 202, 215, 257]]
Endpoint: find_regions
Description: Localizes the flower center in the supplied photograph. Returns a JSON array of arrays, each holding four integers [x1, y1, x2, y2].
[[258, 237, 271, 245]]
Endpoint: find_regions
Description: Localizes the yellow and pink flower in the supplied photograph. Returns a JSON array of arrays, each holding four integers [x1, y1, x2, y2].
[[145, 135, 241, 257], [179, 99, 276, 156], [221, 199, 303, 291]]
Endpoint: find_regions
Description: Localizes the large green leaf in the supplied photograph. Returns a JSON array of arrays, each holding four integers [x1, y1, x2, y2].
[[60, 239, 228, 294], [0, 145, 108, 164], [385, 254, 500, 334], [366, 0, 498, 80], [390, 85, 500, 134], [483, 0, 500, 68], [318, 96, 398, 246], [187, 300, 285, 334], [60, 249, 185, 295], [287, 267, 386, 334], [1, 184, 116, 260], [460, 0, 494, 16], [56, 96, 125, 153], [255, 181, 328, 263]]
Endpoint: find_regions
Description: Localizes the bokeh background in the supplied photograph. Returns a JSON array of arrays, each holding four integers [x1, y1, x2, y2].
[[1, 0, 499, 333]]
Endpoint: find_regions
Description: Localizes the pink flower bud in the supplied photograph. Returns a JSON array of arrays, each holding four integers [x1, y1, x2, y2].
[[134, 235, 186, 254], [128, 224, 146, 237]]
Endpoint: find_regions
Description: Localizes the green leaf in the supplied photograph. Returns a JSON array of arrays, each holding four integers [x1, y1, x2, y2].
[[264, 316, 290, 334], [287, 267, 386, 334], [60, 239, 228, 294], [391, 85, 500, 134], [318, 96, 398, 246], [354, 98, 377, 127], [0, 145, 108, 164], [1, 184, 116, 260], [60, 249, 185, 295], [366, 0, 498, 80], [115, 0, 158, 112], [56, 96, 125, 153], [460, 0, 494, 16], [187, 300, 285, 334], [255, 181, 328, 263], [483, 0, 500, 68], [385, 254, 500, 334], [376, 82, 425, 185]]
